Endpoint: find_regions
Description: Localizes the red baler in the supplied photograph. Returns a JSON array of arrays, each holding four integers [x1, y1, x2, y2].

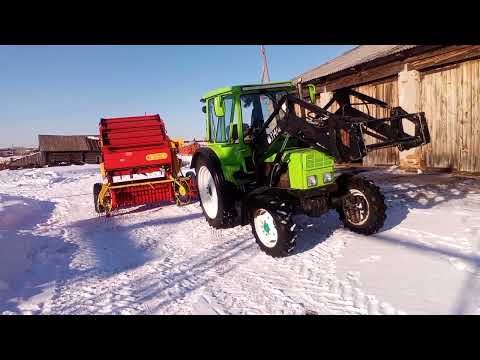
[[93, 114, 197, 215]]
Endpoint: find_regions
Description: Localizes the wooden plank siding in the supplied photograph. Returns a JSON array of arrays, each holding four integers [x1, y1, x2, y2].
[[314, 77, 400, 166], [352, 77, 400, 166], [300, 45, 480, 173], [8, 152, 45, 168], [419, 58, 480, 172], [46, 152, 83, 163], [84, 152, 101, 164]]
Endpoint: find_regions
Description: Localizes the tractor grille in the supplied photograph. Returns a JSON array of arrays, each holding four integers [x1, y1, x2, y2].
[[305, 152, 334, 170]]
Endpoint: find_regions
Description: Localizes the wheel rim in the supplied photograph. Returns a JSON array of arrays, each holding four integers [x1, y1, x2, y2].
[[198, 165, 218, 219], [253, 208, 278, 248], [343, 188, 370, 225]]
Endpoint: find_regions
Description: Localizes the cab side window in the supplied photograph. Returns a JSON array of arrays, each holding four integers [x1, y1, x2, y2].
[[223, 96, 235, 143], [208, 96, 235, 143], [208, 98, 219, 142]]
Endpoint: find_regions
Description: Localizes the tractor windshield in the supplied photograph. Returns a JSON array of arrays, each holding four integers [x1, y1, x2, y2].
[[241, 91, 286, 133], [241, 91, 287, 145]]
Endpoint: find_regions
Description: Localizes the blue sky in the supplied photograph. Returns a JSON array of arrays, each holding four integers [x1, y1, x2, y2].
[[0, 45, 354, 147]]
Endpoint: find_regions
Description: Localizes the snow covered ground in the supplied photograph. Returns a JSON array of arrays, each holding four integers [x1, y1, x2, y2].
[[0, 164, 479, 315]]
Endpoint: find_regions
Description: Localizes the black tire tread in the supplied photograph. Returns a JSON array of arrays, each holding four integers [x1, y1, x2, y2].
[[195, 156, 236, 229], [336, 176, 386, 235], [249, 195, 296, 258]]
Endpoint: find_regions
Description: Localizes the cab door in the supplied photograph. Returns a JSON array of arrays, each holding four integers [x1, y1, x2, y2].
[[207, 95, 253, 182]]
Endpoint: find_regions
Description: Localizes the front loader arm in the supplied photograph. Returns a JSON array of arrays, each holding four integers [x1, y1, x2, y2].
[[253, 89, 430, 163]]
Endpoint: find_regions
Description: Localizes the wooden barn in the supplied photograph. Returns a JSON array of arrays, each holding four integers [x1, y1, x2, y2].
[[294, 45, 480, 173], [8, 135, 101, 169], [38, 135, 101, 165]]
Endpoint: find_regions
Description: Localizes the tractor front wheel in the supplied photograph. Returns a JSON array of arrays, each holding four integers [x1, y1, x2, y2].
[[337, 176, 386, 235], [249, 197, 296, 258]]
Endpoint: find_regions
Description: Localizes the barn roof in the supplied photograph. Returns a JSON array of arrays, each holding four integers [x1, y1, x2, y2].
[[38, 135, 100, 152], [296, 45, 420, 83]]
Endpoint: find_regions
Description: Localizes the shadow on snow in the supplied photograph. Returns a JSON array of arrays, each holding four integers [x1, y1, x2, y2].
[[0, 194, 78, 314]]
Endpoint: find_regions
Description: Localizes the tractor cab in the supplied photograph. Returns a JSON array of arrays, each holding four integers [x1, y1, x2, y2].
[[201, 82, 293, 144], [199, 82, 299, 183]]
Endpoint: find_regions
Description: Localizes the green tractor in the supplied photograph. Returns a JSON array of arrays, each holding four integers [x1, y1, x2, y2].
[[191, 82, 430, 257]]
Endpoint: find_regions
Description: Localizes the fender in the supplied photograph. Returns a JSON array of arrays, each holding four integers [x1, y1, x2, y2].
[[192, 147, 241, 222], [191, 147, 223, 176], [191, 146, 243, 195], [192, 147, 242, 199]]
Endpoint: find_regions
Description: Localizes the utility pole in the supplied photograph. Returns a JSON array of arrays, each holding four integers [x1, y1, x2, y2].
[[260, 45, 271, 84]]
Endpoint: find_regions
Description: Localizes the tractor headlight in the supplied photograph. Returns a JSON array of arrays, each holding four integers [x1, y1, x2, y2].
[[323, 172, 333, 183], [307, 175, 317, 187]]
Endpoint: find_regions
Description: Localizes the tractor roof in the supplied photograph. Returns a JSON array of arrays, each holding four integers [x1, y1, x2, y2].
[[202, 81, 293, 100]]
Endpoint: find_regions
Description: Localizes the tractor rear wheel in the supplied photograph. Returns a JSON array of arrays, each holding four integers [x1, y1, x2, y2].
[[195, 157, 235, 229], [249, 196, 296, 258], [337, 176, 386, 235]]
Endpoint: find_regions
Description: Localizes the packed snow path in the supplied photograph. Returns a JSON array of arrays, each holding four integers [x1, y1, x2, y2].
[[0, 165, 479, 315]]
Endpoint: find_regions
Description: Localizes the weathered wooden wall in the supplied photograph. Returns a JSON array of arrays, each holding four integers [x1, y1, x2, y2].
[[46, 152, 83, 163], [419, 58, 480, 173], [84, 152, 101, 164], [352, 77, 400, 166], [8, 152, 45, 168], [308, 46, 480, 172], [315, 77, 400, 166]]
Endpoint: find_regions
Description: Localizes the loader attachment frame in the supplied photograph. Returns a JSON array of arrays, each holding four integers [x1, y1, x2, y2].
[[253, 88, 430, 163]]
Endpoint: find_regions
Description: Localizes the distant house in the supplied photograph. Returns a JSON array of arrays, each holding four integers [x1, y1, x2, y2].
[[38, 135, 101, 165], [8, 135, 101, 169]]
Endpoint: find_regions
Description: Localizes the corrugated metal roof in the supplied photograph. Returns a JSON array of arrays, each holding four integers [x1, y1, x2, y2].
[[38, 135, 100, 152], [296, 45, 419, 83]]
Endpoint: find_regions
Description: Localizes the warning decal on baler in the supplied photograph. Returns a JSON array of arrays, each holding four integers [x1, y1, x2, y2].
[[146, 152, 168, 161]]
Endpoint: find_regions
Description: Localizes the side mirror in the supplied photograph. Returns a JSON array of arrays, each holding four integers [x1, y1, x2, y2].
[[202, 105, 206, 114], [214, 96, 225, 117]]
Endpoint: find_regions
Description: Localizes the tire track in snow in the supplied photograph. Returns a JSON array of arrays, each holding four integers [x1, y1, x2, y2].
[[220, 220, 402, 315], [2, 166, 409, 315], [46, 202, 401, 315]]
